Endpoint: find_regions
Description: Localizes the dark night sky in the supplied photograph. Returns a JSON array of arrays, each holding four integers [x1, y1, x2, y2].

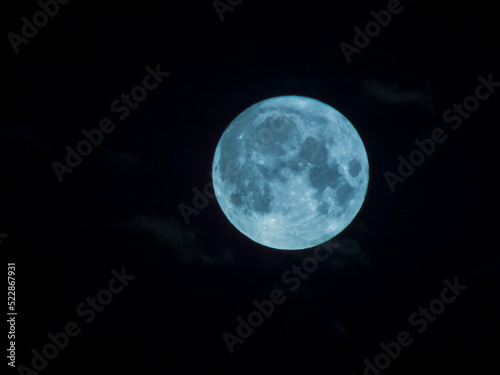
[[2, 1, 499, 374]]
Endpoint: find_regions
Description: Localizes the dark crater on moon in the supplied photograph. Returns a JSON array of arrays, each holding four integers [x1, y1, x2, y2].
[[348, 159, 361, 177], [309, 164, 342, 193], [299, 137, 327, 165], [336, 182, 355, 205]]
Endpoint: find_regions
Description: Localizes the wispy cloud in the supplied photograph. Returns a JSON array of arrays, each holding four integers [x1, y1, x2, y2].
[[364, 79, 436, 108], [130, 214, 234, 266], [0, 124, 52, 153]]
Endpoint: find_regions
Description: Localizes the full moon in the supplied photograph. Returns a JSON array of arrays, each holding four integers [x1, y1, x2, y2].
[[212, 96, 369, 250]]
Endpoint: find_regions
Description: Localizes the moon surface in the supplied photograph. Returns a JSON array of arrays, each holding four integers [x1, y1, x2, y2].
[[212, 96, 369, 250]]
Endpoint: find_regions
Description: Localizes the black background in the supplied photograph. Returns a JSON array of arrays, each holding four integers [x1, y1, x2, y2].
[[2, 0, 499, 374]]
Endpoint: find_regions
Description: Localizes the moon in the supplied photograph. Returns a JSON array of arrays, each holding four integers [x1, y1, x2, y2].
[[212, 96, 369, 250]]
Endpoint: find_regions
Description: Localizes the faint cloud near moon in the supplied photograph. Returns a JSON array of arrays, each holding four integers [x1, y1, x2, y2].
[[363, 79, 437, 108], [130, 214, 234, 266]]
